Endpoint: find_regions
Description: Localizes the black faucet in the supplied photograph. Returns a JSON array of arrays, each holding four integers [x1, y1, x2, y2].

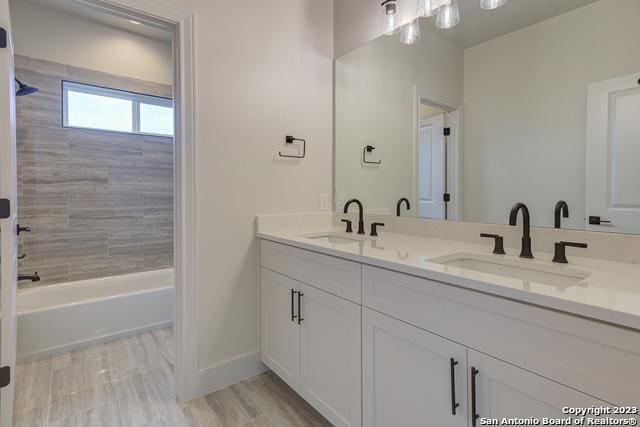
[[509, 202, 534, 259], [396, 198, 410, 217], [18, 272, 40, 282], [554, 201, 569, 229], [343, 199, 365, 235]]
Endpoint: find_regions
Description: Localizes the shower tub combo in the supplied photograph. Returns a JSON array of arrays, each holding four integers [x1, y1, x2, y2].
[[15, 269, 175, 360]]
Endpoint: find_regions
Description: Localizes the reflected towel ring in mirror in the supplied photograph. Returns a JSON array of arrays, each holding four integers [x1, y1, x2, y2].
[[363, 145, 382, 165], [279, 135, 306, 159]]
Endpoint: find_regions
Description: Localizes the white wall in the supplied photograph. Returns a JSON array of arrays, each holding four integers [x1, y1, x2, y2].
[[10, 0, 172, 84], [335, 31, 463, 214], [463, 0, 640, 228]]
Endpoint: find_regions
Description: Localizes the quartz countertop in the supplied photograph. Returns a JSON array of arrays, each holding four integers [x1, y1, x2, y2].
[[257, 227, 640, 331]]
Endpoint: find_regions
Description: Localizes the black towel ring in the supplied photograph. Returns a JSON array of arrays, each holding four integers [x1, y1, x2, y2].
[[279, 135, 306, 159], [363, 145, 381, 165]]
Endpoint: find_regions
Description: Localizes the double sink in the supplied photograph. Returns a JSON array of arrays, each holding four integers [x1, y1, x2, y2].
[[301, 232, 591, 289]]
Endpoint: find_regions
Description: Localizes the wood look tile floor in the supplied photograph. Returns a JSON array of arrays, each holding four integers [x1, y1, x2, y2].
[[14, 328, 331, 427]]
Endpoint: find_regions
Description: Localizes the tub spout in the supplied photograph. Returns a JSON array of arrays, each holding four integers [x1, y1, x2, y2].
[[18, 272, 40, 282]]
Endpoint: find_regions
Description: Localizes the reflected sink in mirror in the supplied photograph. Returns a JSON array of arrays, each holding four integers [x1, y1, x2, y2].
[[430, 252, 591, 288], [302, 232, 370, 245]]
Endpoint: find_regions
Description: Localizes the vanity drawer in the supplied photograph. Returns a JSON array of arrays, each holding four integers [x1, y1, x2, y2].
[[363, 265, 640, 406], [260, 240, 361, 303]]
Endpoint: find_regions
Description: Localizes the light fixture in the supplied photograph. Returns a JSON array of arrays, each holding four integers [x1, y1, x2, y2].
[[381, 0, 399, 36], [480, 0, 510, 10], [416, 0, 452, 18], [436, 0, 460, 29], [401, 18, 421, 45]]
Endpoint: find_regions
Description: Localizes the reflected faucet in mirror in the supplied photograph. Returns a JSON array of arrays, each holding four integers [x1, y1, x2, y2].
[[396, 198, 411, 217], [343, 199, 365, 235], [554, 201, 569, 229], [509, 202, 534, 259]]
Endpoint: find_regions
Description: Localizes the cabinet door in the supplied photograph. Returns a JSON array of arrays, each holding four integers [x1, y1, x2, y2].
[[363, 308, 467, 427], [467, 349, 606, 425], [300, 283, 361, 427], [260, 268, 300, 391]]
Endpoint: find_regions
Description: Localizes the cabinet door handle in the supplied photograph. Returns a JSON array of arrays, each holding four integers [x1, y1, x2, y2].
[[471, 367, 479, 426], [297, 292, 304, 324], [450, 358, 459, 415], [291, 289, 298, 322]]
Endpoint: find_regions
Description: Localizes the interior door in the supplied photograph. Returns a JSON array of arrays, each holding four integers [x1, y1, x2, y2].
[[0, 2, 18, 425], [363, 308, 467, 427], [299, 283, 361, 427], [586, 72, 640, 233], [260, 268, 300, 391], [418, 113, 446, 219]]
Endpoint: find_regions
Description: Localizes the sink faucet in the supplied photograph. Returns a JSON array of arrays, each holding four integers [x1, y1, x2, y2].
[[554, 200, 569, 229], [509, 202, 534, 259], [343, 199, 365, 235], [396, 198, 410, 217]]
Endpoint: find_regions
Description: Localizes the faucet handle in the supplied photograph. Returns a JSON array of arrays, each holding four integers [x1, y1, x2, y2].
[[370, 223, 385, 237], [480, 233, 506, 255], [341, 219, 353, 233], [552, 241, 588, 264]]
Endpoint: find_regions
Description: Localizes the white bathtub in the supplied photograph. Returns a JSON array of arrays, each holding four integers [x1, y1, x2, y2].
[[16, 269, 175, 360]]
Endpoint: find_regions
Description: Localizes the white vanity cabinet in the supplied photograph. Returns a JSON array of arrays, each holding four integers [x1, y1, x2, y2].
[[362, 308, 468, 427], [259, 241, 362, 427], [259, 239, 640, 427]]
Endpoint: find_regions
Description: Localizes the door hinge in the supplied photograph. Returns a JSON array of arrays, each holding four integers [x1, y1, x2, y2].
[[443, 193, 451, 202], [443, 127, 451, 136], [0, 366, 10, 388], [0, 199, 10, 219], [0, 27, 7, 49]]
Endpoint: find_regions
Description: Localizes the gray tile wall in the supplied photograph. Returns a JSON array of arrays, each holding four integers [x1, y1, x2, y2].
[[15, 56, 174, 287]]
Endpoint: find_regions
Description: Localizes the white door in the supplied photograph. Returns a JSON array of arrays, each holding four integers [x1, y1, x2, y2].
[[418, 113, 446, 219], [260, 268, 300, 391], [586, 72, 640, 233], [363, 308, 467, 427], [468, 349, 610, 425], [299, 284, 361, 427], [0, 4, 18, 426]]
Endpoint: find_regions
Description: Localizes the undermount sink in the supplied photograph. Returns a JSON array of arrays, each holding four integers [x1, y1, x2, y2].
[[430, 252, 591, 288], [302, 232, 368, 245]]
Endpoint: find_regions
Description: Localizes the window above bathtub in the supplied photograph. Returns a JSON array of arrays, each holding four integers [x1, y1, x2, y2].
[[62, 81, 174, 137]]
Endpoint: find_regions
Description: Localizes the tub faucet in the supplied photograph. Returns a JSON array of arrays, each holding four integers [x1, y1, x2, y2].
[[509, 202, 534, 259], [343, 199, 365, 235], [18, 272, 40, 282]]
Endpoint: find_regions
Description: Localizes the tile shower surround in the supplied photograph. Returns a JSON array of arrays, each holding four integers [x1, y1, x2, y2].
[[15, 56, 174, 287]]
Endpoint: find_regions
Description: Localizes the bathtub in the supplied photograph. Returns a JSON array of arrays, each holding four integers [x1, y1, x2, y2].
[[16, 269, 175, 360]]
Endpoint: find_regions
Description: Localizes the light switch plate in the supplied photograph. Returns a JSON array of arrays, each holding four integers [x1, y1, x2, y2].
[[320, 193, 329, 211]]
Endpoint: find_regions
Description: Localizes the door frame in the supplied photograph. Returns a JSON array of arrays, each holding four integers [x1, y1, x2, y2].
[[78, 0, 198, 401], [412, 87, 463, 221]]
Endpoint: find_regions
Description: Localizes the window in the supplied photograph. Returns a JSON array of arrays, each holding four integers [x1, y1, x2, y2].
[[62, 81, 173, 137]]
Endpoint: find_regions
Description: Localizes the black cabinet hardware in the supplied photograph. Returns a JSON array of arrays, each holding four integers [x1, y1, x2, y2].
[[396, 198, 410, 216], [291, 289, 298, 322], [444, 127, 451, 136], [343, 199, 365, 235], [480, 233, 505, 255], [0, 27, 6, 49], [341, 219, 353, 233], [0, 366, 10, 389], [279, 135, 306, 159], [17, 224, 31, 235], [0, 199, 10, 219], [471, 367, 479, 426], [552, 241, 588, 264], [297, 292, 304, 324], [18, 254, 26, 260], [370, 222, 385, 237], [509, 202, 533, 259], [450, 358, 459, 415], [588, 216, 611, 226], [362, 145, 381, 165], [554, 201, 569, 229]]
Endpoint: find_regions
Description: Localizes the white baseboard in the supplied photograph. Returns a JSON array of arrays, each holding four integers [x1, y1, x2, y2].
[[198, 350, 268, 397]]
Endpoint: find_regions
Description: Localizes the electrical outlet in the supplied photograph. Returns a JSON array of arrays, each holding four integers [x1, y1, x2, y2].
[[320, 193, 329, 211]]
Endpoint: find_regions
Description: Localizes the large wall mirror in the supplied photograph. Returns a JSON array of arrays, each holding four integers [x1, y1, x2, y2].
[[334, 0, 640, 234]]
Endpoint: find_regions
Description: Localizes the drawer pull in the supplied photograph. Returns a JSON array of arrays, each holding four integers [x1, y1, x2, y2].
[[298, 292, 304, 324], [291, 289, 298, 322], [471, 367, 479, 426], [450, 358, 459, 415]]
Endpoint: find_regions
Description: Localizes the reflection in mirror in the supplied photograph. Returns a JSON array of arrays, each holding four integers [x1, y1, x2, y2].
[[334, 0, 640, 234]]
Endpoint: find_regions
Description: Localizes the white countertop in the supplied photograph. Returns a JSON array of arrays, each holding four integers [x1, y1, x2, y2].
[[257, 227, 640, 331]]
